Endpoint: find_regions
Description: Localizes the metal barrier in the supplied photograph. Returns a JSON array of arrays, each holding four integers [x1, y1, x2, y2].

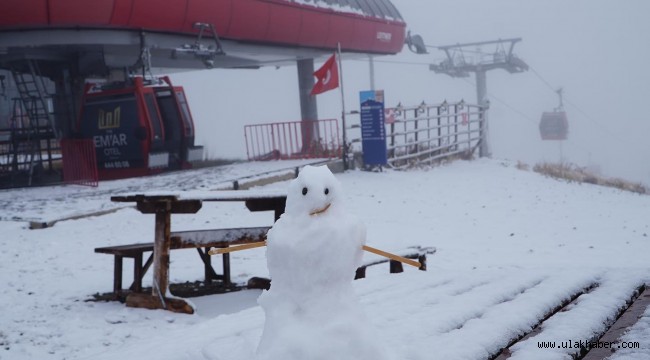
[[0, 128, 61, 188], [60, 139, 98, 187], [244, 119, 341, 161], [347, 101, 486, 169]]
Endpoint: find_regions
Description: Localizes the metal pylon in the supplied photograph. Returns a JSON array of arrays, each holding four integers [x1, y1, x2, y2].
[[430, 38, 528, 157]]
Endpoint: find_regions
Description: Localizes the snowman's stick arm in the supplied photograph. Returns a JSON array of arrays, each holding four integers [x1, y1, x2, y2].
[[208, 241, 267, 255], [362, 245, 421, 268], [208, 242, 421, 269]]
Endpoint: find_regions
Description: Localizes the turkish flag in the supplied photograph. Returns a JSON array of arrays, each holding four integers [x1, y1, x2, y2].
[[310, 53, 339, 96]]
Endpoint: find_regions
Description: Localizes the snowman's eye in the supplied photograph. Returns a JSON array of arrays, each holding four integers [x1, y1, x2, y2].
[[302, 187, 308, 196], [324, 188, 329, 195]]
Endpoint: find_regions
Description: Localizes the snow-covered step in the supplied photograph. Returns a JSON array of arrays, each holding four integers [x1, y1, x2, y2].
[[506, 271, 646, 360], [605, 305, 650, 359], [360, 268, 601, 360], [585, 286, 650, 360], [493, 283, 600, 360]]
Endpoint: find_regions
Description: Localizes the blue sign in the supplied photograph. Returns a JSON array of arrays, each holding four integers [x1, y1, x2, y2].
[[359, 90, 387, 166]]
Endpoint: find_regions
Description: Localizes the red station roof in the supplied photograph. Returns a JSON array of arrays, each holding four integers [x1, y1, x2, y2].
[[0, 0, 406, 55]]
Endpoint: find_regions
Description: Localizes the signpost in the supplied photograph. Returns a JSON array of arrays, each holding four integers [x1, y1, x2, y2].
[[359, 90, 387, 167]]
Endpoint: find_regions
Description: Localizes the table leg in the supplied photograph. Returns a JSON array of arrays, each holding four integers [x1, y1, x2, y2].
[[153, 205, 171, 300], [355, 266, 367, 280], [133, 252, 143, 292], [223, 253, 231, 285], [114, 255, 123, 296], [389, 260, 404, 274], [204, 247, 212, 283]]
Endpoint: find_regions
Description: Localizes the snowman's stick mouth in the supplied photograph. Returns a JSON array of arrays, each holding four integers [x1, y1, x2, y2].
[[309, 203, 331, 216]]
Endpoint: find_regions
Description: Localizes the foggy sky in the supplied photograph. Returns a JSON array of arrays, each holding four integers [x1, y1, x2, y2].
[[171, 0, 650, 185]]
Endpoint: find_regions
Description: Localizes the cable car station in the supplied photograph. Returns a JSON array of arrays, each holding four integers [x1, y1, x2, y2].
[[0, 0, 406, 187]]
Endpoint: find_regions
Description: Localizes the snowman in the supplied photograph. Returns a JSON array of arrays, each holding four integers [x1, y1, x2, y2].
[[255, 165, 387, 360]]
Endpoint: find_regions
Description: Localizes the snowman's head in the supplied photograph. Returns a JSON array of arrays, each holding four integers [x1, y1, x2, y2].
[[285, 165, 342, 217]]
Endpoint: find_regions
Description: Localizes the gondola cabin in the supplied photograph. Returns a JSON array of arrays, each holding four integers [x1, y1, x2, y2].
[[77, 76, 202, 180], [539, 111, 569, 141]]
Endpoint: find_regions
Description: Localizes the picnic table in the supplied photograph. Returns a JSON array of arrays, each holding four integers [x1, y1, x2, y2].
[[106, 190, 286, 314]]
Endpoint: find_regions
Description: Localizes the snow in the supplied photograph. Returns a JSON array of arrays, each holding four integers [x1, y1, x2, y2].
[[290, 0, 367, 18], [0, 158, 649, 360], [0, 159, 320, 223], [508, 271, 646, 359]]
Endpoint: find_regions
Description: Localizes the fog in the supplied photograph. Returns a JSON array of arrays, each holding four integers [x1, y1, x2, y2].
[[171, 0, 650, 185]]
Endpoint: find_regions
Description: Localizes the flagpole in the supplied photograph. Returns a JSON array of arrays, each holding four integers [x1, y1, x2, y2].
[[337, 42, 348, 170]]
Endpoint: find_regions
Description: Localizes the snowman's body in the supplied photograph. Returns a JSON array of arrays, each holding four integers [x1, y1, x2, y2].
[[256, 166, 385, 360]]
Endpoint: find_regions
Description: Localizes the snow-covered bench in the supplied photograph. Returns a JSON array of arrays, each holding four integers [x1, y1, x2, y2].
[[94, 226, 270, 299]]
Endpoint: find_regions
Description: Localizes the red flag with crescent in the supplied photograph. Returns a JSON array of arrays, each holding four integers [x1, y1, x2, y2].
[[310, 53, 339, 96]]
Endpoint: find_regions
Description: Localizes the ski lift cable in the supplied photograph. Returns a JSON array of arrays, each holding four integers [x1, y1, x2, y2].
[[349, 58, 445, 66], [459, 77, 538, 125], [529, 66, 556, 93]]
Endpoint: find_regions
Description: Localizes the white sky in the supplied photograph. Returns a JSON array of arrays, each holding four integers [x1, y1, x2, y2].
[[172, 0, 650, 185]]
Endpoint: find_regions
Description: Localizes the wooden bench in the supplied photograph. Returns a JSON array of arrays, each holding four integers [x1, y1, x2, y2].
[[95, 226, 270, 298]]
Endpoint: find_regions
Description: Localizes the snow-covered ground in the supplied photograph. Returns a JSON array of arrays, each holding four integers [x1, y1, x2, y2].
[[0, 159, 321, 223], [1, 158, 649, 360]]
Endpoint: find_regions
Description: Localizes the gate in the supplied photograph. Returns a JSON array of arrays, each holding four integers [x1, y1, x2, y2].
[[60, 139, 98, 187], [244, 119, 341, 161]]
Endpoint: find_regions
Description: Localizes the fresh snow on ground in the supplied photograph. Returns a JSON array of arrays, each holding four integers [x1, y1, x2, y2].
[[0, 159, 320, 223], [0, 158, 649, 360]]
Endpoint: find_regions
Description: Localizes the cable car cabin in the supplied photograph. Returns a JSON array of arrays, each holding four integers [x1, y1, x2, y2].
[[539, 111, 569, 141], [77, 77, 203, 180]]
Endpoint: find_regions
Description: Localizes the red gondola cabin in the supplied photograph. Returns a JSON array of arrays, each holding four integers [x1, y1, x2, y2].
[[78, 77, 202, 180]]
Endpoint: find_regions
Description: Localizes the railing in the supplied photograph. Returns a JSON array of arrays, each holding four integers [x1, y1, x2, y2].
[[346, 101, 485, 169], [244, 119, 341, 161], [0, 126, 61, 187], [60, 139, 98, 187]]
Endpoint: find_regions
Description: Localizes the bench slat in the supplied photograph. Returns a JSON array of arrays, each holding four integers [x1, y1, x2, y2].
[[95, 243, 154, 256], [94, 227, 271, 257], [170, 226, 270, 249]]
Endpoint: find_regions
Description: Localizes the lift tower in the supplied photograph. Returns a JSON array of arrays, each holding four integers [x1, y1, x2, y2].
[[430, 38, 528, 157]]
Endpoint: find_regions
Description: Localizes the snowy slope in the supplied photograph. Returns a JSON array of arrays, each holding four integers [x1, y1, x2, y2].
[[0, 159, 649, 360]]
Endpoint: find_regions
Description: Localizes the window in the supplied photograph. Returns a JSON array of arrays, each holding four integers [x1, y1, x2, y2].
[[144, 93, 163, 146], [175, 91, 194, 138]]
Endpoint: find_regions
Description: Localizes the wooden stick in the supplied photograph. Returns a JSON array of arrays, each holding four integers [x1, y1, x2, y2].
[[208, 241, 267, 255], [209, 242, 421, 269], [362, 245, 421, 268]]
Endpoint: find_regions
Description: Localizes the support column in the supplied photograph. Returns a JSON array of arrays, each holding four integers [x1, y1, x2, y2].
[[369, 55, 375, 90], [53, 69, 82, 138], [475, 69, 489, 158], [297, 59, 319, 154]]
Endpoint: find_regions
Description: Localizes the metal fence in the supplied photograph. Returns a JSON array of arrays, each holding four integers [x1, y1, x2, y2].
[[60, 139, 98, 187], [244, 119, 341, 161], [347, 101, 486, 169], [0, 128, 61, 187]]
